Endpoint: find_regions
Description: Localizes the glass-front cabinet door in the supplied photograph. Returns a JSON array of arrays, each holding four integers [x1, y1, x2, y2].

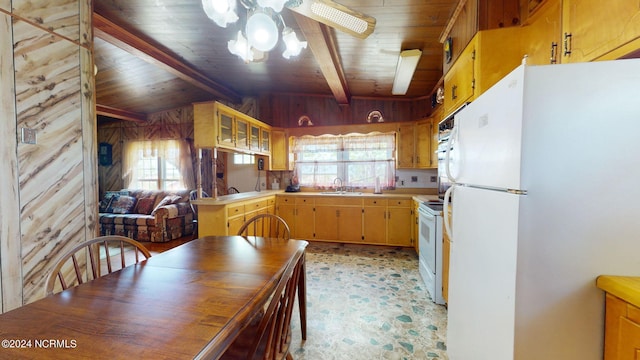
[[250, 124, 260, 150], [217, 111, 234, 147], [235, 118, 249, 149], [261, 128, 270, 153]]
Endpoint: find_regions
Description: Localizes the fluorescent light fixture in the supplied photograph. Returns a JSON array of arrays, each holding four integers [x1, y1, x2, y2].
[[310, 2, 368, 35], [392, 49, 422, 95]]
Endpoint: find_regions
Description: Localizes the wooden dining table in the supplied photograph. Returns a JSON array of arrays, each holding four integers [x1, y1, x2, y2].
[[0, 236, 308, 359]]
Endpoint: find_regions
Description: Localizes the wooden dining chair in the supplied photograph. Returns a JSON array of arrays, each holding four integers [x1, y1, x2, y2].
[[237, 213, 306, 341], [220, 247, 305, 360], [45, 235, 152, 296], [237, 213, 291, 240]]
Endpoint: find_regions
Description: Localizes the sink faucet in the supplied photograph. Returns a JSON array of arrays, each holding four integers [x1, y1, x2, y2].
[[333, 177, 343, 192]]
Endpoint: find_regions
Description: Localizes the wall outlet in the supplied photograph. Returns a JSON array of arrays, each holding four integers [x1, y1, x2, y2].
[[21, 128, 37, 144], [430, 176, 437, 182], [411, 176, 418, 182]]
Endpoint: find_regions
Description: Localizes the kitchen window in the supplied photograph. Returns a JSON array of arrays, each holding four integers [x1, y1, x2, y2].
[[291, 132, 396, 189], [123, 140, 195, 190]]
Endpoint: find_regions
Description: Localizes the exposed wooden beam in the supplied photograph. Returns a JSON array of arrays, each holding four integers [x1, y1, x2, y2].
[[96, 104, 147, 123], [291, 12, 351, 105], [93, 13, 242, 104]]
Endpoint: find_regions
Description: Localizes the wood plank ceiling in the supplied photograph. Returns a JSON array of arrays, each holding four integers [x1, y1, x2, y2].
[[93, 0, 459, 121]]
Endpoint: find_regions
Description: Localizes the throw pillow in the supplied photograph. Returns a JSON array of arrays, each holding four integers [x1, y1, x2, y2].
[[99, 197, 114, 213], [135, 197, 156, 215], [151, 195, 180, 215], [168, 195, 183, 204], [99, 191, 122, 213], [107, 195, 138, 214]]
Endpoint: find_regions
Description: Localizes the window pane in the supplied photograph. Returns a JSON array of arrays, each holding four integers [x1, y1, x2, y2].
[[292, 133, 396, 188], [127, 140, 187, 190]]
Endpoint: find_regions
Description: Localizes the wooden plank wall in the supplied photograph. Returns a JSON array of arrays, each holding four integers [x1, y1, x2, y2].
[[0, 0, 96, 309], [258, 93, 432, 128]]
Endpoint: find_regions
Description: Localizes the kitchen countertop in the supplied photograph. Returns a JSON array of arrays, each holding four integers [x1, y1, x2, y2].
[[191, 190, 283, 205], [596, 275, 640, 308], [192, 190, 439, 205]]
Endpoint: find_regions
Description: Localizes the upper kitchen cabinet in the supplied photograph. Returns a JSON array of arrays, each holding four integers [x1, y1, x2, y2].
[[520, 0, 562, 65], [270, 128, 290, 171], [441, 0, 521, 75], [396, 123, 416, 169], [415, 120, 433, 168], [194, 101, 271, 155], [520, 0, 640, 65], [443, 26, 524, 116], [396, 120, 435, 169], [443, 41, 475, 115], [562, 0, 640, 62]]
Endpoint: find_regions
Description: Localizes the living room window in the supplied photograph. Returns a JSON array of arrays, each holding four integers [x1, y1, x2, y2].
[[291, 132, 396, 190], [123, 140, 194, 190]]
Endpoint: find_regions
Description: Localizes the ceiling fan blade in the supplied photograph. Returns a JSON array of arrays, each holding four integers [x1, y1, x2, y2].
[[286, 0, 376, 39]]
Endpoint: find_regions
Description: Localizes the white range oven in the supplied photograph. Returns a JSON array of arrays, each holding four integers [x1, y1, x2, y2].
[[418, 200, 445, 305]]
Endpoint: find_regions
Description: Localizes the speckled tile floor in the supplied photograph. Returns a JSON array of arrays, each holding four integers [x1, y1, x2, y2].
[[289, 242, 449, 360]]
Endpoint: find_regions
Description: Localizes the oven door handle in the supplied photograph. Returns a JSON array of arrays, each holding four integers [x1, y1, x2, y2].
[[418, 207, 436, 220]]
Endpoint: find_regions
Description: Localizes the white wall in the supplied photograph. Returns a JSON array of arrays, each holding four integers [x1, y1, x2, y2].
[[395, 168, 438, 189], [227, 162, 267, 192]]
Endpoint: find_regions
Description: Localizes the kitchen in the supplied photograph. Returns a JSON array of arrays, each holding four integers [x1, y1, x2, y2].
[[3, 0, 640, 359]]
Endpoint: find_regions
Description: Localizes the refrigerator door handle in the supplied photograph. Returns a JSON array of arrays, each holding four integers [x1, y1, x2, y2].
[[443, 185, 454, 242], [445, 125, 457, 182]]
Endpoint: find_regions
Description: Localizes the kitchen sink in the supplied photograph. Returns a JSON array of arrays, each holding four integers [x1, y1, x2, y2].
[[319, 191, 363, 196]]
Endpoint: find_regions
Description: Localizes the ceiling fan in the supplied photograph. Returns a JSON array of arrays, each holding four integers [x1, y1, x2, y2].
[[285, 0, 376, 39]]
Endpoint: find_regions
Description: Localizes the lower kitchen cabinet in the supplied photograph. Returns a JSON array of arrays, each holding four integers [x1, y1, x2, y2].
[[196, 194, 276, 237], [276, 197, 296, 234], [363, 199, 387, 244], [276, 196, 315, 240], [277, 194, 414, 246], [386, 199, 413, 247], [315, 197, 362, 242], [294, 197, 315, 240]]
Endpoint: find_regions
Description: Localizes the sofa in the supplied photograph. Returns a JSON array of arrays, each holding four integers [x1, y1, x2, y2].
[[98, 189, 194, 242]]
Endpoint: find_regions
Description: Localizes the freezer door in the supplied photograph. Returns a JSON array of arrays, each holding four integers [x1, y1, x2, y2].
[[447, 186, 520, 360], [449, 65, 526, 190]]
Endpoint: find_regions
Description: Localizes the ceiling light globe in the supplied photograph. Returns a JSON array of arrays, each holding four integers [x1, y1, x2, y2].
[[257, 0, 288, 12], [246, 12, 279, 52]]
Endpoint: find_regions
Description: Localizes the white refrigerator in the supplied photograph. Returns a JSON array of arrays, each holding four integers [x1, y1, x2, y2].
[[444, 59, 640, 360]]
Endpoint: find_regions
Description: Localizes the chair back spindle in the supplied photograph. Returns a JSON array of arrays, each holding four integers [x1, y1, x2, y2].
[[45, 235, 151, 296]]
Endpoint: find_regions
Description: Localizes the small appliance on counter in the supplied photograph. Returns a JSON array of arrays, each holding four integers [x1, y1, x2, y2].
[[285, 185, 300, 192], [286, 175, 300, 192]]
